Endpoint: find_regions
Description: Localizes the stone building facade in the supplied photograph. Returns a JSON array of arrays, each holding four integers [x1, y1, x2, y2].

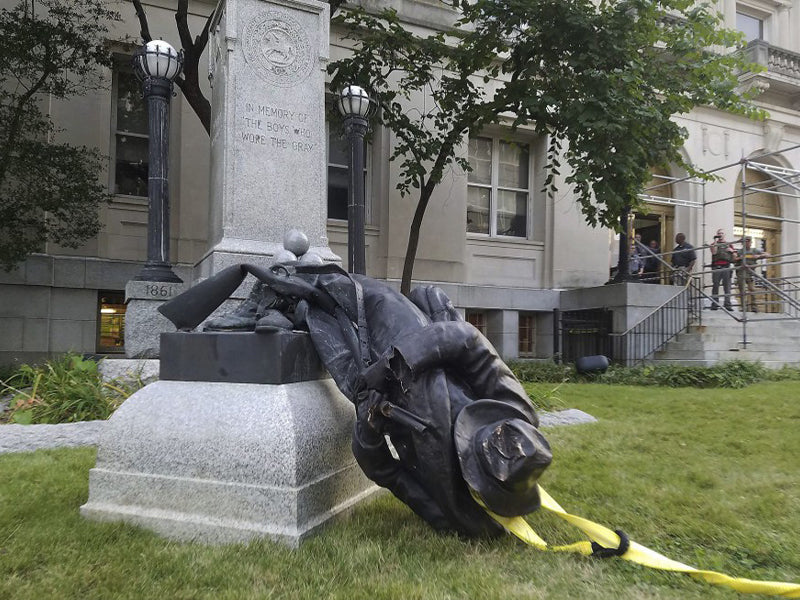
[[2, 0, 800, 364]]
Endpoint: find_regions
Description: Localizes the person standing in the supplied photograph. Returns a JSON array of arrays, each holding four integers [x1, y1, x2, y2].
[[671, 233, 696, 285], [709, 229, 737, 310], [736, 237, 769, 312], [642, 239, 661, 284], [629, 241, 644, 280]]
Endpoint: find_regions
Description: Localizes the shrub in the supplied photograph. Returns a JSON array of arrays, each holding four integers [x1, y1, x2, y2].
[[511, 359, 774, 389], [508, 360, 574, 383], [1, 354, 141, 424]]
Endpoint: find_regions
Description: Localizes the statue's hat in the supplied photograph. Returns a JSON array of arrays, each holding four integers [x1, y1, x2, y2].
[[455, 400, 552, 517]]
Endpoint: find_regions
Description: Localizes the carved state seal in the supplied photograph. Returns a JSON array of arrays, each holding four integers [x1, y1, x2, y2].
[[243, 12, 313, 87]]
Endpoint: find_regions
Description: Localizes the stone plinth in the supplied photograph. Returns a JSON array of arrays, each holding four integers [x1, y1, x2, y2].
[[80, 378, 377, 547], [197, 0, 338, 280], [124, 281, 187, 358], [160, 331, 326, 384]]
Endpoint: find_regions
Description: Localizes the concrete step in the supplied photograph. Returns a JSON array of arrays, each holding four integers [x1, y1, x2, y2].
[[661, 337, 800, 351], [655, 347, 800, 359], [648, 358, 796, 368]]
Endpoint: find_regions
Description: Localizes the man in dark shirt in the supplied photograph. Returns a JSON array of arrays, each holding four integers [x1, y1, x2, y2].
[[710, 228, 737, 310], [671, 233, 696, 285]]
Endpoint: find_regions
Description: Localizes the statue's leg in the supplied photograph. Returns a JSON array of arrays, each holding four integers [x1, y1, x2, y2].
[[204, 280, 267, 331]]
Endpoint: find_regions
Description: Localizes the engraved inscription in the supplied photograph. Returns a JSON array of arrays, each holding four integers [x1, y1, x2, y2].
[[239, 102, 317, 153], [243, 12, 313, 87]]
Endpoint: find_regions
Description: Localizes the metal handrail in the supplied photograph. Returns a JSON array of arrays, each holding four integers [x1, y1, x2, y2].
[[743, 269, 800, 318], [608, 277, 703, 365]]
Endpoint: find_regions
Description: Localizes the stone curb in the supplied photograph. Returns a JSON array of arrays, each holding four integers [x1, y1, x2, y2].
[[0, 409, 596, 455]]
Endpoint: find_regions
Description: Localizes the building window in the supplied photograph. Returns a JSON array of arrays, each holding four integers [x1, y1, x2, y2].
[[467, 136, 530, 238], [97, 291, 126, 353], [111, 62, 149, 198], [327, 129, 368, 221], [737, 12, 763, 42], [465, 310, 487, 335], [519, 312, 535, 357]]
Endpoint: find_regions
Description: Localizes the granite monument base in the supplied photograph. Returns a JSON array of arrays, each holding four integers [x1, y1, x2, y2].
[[81, 379, 377, 547], [124, 281, 187, 358]]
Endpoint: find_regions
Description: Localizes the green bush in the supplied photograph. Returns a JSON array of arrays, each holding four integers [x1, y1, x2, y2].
[[511, 359, 780, 389], [1, 354, 140, 424], [507, 360, 574, 383]]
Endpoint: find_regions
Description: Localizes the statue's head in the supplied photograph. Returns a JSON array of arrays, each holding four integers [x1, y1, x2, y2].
[[454, 400, 552, 517]]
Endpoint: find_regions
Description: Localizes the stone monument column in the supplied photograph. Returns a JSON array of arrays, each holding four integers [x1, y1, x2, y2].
[[197, 0, 337, 279]]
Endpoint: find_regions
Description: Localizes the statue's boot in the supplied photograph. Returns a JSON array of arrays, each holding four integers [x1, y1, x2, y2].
[[203, 281, 266, 331], [255, 309, 294, 333]]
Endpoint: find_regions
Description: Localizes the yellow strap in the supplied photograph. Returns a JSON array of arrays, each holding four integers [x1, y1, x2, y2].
[[478, 486, 800, 598]]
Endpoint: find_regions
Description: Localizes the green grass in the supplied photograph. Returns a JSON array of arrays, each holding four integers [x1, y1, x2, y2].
[[1, 382, 799, 599]]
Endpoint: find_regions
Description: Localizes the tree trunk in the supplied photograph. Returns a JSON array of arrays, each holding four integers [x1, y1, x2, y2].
[[400, 181, 435, 296], [611, 206, 631, 283], [176, 71, 210, 134]]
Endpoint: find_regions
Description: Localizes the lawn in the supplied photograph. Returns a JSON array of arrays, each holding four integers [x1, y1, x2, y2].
[[1, 382, 798, 599]]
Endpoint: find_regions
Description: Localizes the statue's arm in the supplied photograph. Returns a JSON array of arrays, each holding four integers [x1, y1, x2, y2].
[[351, 427, 451, 531], [360, 321, 536, 423]]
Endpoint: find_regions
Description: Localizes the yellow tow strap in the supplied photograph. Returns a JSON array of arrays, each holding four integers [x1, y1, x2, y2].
[[478, 486, 800, 598]]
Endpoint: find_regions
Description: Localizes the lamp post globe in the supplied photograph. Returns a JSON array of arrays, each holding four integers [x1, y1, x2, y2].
[[133, 40, 184, 283], [338, 85, 375, 275]]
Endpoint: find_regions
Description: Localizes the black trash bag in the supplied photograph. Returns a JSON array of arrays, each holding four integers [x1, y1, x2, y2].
[[159, 263, 552, 537]]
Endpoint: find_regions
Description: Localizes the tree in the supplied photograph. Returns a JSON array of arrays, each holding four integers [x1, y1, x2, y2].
[[0, 0, 121, 271], [329, 0, 763, 295], [130, 0, 348, 134]]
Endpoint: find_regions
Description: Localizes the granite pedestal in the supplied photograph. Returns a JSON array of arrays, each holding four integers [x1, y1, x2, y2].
[[124, 281, 187, 358], [81, 330, 378, 547]]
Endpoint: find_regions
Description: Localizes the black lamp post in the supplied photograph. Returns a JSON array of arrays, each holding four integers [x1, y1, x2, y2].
[[132, 40, 183, 283], [337, 85, 375, 275]]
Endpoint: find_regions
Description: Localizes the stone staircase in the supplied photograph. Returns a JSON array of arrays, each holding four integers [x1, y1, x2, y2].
[[651, 309, 800, 367]]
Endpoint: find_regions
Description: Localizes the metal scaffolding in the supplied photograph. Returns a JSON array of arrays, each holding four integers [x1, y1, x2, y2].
[[632, 143, 800, 349]]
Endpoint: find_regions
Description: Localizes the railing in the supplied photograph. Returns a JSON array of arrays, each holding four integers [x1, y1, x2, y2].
[[608, 277, 703, 366], [557, 308, 613, 364], [742, 269, 800, 319], [745, 40, 800, 80]]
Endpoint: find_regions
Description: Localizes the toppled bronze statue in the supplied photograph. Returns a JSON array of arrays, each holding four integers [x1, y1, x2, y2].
[[159, 261, 551, 537]]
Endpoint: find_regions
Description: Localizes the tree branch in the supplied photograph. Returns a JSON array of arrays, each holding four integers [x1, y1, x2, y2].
[[175, 0, 194, 50], [130, 0, 152, 43]]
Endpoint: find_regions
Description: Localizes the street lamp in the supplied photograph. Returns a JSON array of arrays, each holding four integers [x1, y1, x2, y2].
[[337, 85, 375, 275], [132, 40, 183, 283]]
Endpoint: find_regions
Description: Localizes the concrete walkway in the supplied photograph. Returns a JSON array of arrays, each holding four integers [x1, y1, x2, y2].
[[0, 409, 596, 455]]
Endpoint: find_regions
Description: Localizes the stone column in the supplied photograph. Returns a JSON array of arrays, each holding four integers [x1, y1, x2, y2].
[[486, 310, 520, 360], [197, 0, 338, 280]]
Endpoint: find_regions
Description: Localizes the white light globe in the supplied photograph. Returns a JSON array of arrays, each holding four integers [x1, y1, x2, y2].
[[140, 40, 181, 81], [338, 85, 372, 117]]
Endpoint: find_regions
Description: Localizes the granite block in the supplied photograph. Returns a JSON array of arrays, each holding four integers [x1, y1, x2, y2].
[[160, 331, 326, 384], [98, 358, 160, 383], [53, 257, 86, 288], [25, 255, 54, 286], [0, 285, 51, 318], [85, 259, 141, 290], [0, 264, 25, 285], [124, 280, 188, 358], [50, 288, 97, 320], [124, 299, 178, 359], [80, 379, 378, 546], [49, 319, 86, 353], [0, 318, 23, 352], [22, 318, 50, 352]]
